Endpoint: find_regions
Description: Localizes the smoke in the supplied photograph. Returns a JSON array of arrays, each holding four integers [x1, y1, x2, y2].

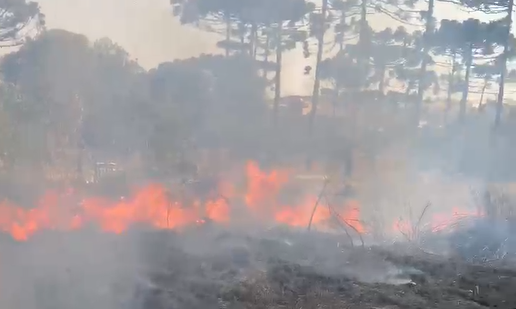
[[36, 0, 315, 96], [0, 230, 142, 309], [0, 0, 513, 307], [34, 0, 489, 99]]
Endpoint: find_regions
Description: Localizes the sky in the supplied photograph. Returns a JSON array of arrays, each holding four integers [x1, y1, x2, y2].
[[34, 0, 313, 96], [32, 0, 511, 98]]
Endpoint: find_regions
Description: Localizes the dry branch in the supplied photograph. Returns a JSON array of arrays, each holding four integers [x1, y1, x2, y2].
[[307, 176, 331, 231]]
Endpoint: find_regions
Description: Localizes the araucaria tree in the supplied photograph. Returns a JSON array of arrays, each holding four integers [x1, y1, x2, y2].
[[0, 0, 44, 46], [452, 0, 514, 127]]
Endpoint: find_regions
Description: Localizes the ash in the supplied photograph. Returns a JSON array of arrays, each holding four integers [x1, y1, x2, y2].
[[2, 226, 516, 309]]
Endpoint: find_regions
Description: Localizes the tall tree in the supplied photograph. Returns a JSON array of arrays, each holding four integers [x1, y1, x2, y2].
[[263, 0, 311, 128], [440, 19, 500, 122], [494, 9, 514, 128], [414, 0, 435, 127], [452, 0, 514, 127], [308, 0, 329, 134], [473, 62, 498, 109], [431, 20, 463, 120], [0, 0, 44, 46], [0, 30, 148, 178]]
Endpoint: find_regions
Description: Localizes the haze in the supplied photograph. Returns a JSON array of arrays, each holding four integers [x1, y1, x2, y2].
[[0, 0, 515, 308]]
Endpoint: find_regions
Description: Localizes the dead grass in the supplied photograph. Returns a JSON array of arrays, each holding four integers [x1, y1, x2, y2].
[[483, 186, 516, 220], [395, 202, 432, 243]]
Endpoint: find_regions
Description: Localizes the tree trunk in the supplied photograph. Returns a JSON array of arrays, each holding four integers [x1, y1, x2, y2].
[[239, 22, 246, 53], [333, 27, 346, 119], [495, 0, 514, 128], [273, 23, 283, 128], [405, 81, 412, 96], [478, 78, 488, 109], [262, 33, 271, 79], [378, 65, 386, 94], [415, 0, 435, 127], [250, 22, 258, 59], [445, 51, 457, 123], [308, 0, 328, 134], [358, 0, 368, 87], [459, 44, 473, 123], [225, 13, 231, 57]]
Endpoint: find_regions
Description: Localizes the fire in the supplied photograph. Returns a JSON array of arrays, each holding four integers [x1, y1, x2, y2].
[[0, 161, 364, 241], [394, 206, 484, 238], [244, 160, 289, 214], [430, 207, 483, 232]]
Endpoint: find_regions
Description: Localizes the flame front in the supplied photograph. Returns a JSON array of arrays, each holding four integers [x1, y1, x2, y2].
[[0, 161, 364, 241]]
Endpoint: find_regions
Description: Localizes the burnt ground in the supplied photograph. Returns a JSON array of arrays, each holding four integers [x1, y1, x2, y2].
[[2, 226, 516, 309], [132, 227, 516, 309]]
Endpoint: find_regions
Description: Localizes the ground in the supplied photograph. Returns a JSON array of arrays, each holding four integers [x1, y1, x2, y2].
[[133, 227, 516, 309], [2, 225, 516, 309]]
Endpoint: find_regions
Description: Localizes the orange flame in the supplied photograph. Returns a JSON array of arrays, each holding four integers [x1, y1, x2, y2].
[[393, 206, 483, 237], [0, 161, 364, 241]]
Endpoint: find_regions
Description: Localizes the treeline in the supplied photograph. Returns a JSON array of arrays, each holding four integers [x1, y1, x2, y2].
[[0, 30, 276, 181], [173, 0, 516, 127], [171, 0, 516, 179], [1, 0, 516, 185]]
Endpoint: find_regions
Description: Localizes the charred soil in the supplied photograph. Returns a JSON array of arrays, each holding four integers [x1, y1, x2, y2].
[[3, 227, 516, 309], [133, 228, 516, 309]]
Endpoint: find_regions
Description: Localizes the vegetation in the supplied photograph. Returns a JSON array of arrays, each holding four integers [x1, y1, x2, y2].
[[1, 0, 516, 189]]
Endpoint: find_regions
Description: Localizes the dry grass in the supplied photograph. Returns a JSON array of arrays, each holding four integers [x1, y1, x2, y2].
[[483, 186, 516, 221], [395, 202, 432, 243]]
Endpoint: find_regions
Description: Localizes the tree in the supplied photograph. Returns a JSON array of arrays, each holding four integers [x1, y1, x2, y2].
[[432, 20, 463, 119], [0, 0, 44, 46], [146, 54, 268, 174], [414, 0, 435, 127], [1, 30, 94, 172], [474, 62, 498, 109], [452, 0, 514, 127], [436, 19, 502, 122], [1, 30, 149, 178], [308, 0, 330, 133], [387, 29, 439, 103], [369, 27, 413, 94], [173, 0, 310, 129], [83, 37, 148, 155], [257, 0, 311, 128]]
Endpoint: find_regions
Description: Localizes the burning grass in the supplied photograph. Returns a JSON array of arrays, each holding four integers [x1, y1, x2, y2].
[[391, 186, 516, 265], [1, 161, 516, 308], [0, 161, 365, 241]]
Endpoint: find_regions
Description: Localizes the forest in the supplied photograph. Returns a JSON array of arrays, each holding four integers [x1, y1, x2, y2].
[[0, 0, 516, 191]]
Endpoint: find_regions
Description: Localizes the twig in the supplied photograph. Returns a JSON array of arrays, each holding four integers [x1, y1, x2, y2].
[[325, 195, 354, 247], [326, 195, 365, 247], [397, 202, 431, 242], [307, 176, 331, 231], [413, 202, 431, 240]]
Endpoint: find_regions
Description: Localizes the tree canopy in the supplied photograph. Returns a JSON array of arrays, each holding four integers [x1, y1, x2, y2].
[[1, 0, 516, 186]]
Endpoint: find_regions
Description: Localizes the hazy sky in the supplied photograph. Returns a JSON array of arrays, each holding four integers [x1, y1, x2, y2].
[[36, 0, 316, 96], [34, 0, 506, 97]]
